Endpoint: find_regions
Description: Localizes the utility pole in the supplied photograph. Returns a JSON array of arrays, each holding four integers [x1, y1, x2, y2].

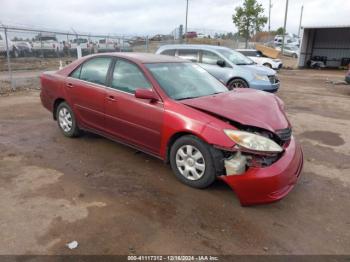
[[281, 0, 289, 54], [268, 0, 272, 32], [298, 5, 304, 38], [3, 25, 14, 90], [185, 0, 189, 43]]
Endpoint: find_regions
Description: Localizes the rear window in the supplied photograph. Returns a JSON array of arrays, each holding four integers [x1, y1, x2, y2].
[[160, 49, 176, 56]]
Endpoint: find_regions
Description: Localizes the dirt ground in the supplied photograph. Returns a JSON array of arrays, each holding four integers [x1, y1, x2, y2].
[[0, 69, 349, 255]]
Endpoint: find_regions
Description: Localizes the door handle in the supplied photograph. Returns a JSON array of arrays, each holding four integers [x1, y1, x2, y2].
[[66, 83, 73, 88], [107, 95, 116, 102]]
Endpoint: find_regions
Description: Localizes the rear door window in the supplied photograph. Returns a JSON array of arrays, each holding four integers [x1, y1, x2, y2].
[[78, 57, 112, 85], [177, 49, 199, 62]]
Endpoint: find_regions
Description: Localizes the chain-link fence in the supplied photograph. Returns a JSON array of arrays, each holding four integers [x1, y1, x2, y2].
[[0, 25, 153, 92], [0, 24, 251, 93]]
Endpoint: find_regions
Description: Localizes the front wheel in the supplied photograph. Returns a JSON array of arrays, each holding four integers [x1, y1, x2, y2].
[[56, 102, 81, 137], [170, 135, 217, 188], [227, 78, 249, 90]]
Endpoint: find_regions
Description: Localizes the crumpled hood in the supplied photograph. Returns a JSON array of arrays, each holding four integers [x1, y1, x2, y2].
[[242, 64, 276, 76], [179, 89, 289, 132]]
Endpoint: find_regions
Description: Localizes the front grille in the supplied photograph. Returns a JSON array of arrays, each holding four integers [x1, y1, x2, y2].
[[276, 127, 292, 142]]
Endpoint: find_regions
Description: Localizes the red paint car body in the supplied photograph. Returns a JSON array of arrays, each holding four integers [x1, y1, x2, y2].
[[40, 53, 303, 205]]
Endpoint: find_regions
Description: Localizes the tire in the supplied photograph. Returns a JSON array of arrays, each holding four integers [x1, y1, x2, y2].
[[227, 78, 249, 90], [56, 102, 80, 137], [263, 63, 272, 68], [11, 48, 19, 58], [170, 135, 217, 188], [292, 53, 298, 59]]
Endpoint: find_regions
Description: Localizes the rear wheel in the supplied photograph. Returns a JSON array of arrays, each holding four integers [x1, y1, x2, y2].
[[11, 48, 19, 58], [227, 78, 249, 90], [263, 63, 272, 68], [56, 102, 80, 137], [170, 135, 217, 188]]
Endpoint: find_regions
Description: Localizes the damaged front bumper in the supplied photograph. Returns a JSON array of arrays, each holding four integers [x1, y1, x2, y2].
[[220, 137, 303, 206]]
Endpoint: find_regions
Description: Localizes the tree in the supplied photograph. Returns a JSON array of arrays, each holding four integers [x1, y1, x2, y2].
[[232, 0, 268, 47], [276, 27, 285, 35]]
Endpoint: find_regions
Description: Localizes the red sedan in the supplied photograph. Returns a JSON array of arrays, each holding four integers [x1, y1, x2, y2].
[[40, 53, 303, 206]]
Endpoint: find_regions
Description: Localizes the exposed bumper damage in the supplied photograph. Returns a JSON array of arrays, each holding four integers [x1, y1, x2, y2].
[[219, 137, 303, 206]]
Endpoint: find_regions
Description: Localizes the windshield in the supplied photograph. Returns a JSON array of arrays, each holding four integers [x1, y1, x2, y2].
[[145, 63, 228, 100], [217, 49, 254, 65], [74, 39, 88, 44], [40, 37, 57, 41], [287, 45, 299, 51]]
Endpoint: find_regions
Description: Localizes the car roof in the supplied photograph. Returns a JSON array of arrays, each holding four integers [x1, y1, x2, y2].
[[157, 44, 233, 52], [88, 52, 188, 64], [236, 49, 257, 52]]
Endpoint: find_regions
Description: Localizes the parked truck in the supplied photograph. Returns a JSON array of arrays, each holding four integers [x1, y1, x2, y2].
[[68, 38, 94, 56], [31, 33, 62, 57]]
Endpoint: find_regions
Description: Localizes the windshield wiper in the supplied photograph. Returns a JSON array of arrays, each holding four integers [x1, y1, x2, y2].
[[236, 62, 254, 65], [210, 92, 224, 96], [177, 96, 199, 101]]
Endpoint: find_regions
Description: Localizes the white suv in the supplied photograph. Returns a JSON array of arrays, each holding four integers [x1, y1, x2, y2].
[[0, 32, 19, 57], [237, 49, 282, 70]]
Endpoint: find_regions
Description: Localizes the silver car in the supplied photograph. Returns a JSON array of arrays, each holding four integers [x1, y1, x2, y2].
[[156, 44, 280, 92], [276, 45, 299, 58]]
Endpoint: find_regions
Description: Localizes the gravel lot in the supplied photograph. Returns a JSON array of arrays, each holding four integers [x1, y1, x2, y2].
[[0, 69, 349, 255]]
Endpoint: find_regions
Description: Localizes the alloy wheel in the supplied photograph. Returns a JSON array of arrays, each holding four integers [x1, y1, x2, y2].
[[175, 145, 206, 180], [58, 107, 73, 133], [229, 79, 248, 89]]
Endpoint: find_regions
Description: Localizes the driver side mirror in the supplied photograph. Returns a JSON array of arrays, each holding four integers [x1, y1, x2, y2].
[[217, 60, 226, 67], [135, 88, 159, 102]]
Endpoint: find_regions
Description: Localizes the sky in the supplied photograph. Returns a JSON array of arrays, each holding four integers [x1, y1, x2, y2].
[[0, 0, 349, 36]]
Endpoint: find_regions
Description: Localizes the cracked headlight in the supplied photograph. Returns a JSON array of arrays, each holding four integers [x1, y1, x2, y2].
[[254, 73, 269, 82], [224, 129, 283, 153]]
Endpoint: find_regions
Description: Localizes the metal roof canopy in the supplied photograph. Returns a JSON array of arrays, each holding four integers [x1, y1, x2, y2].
[[298, 25, 350, 68], [302, 24, 350, 29]]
